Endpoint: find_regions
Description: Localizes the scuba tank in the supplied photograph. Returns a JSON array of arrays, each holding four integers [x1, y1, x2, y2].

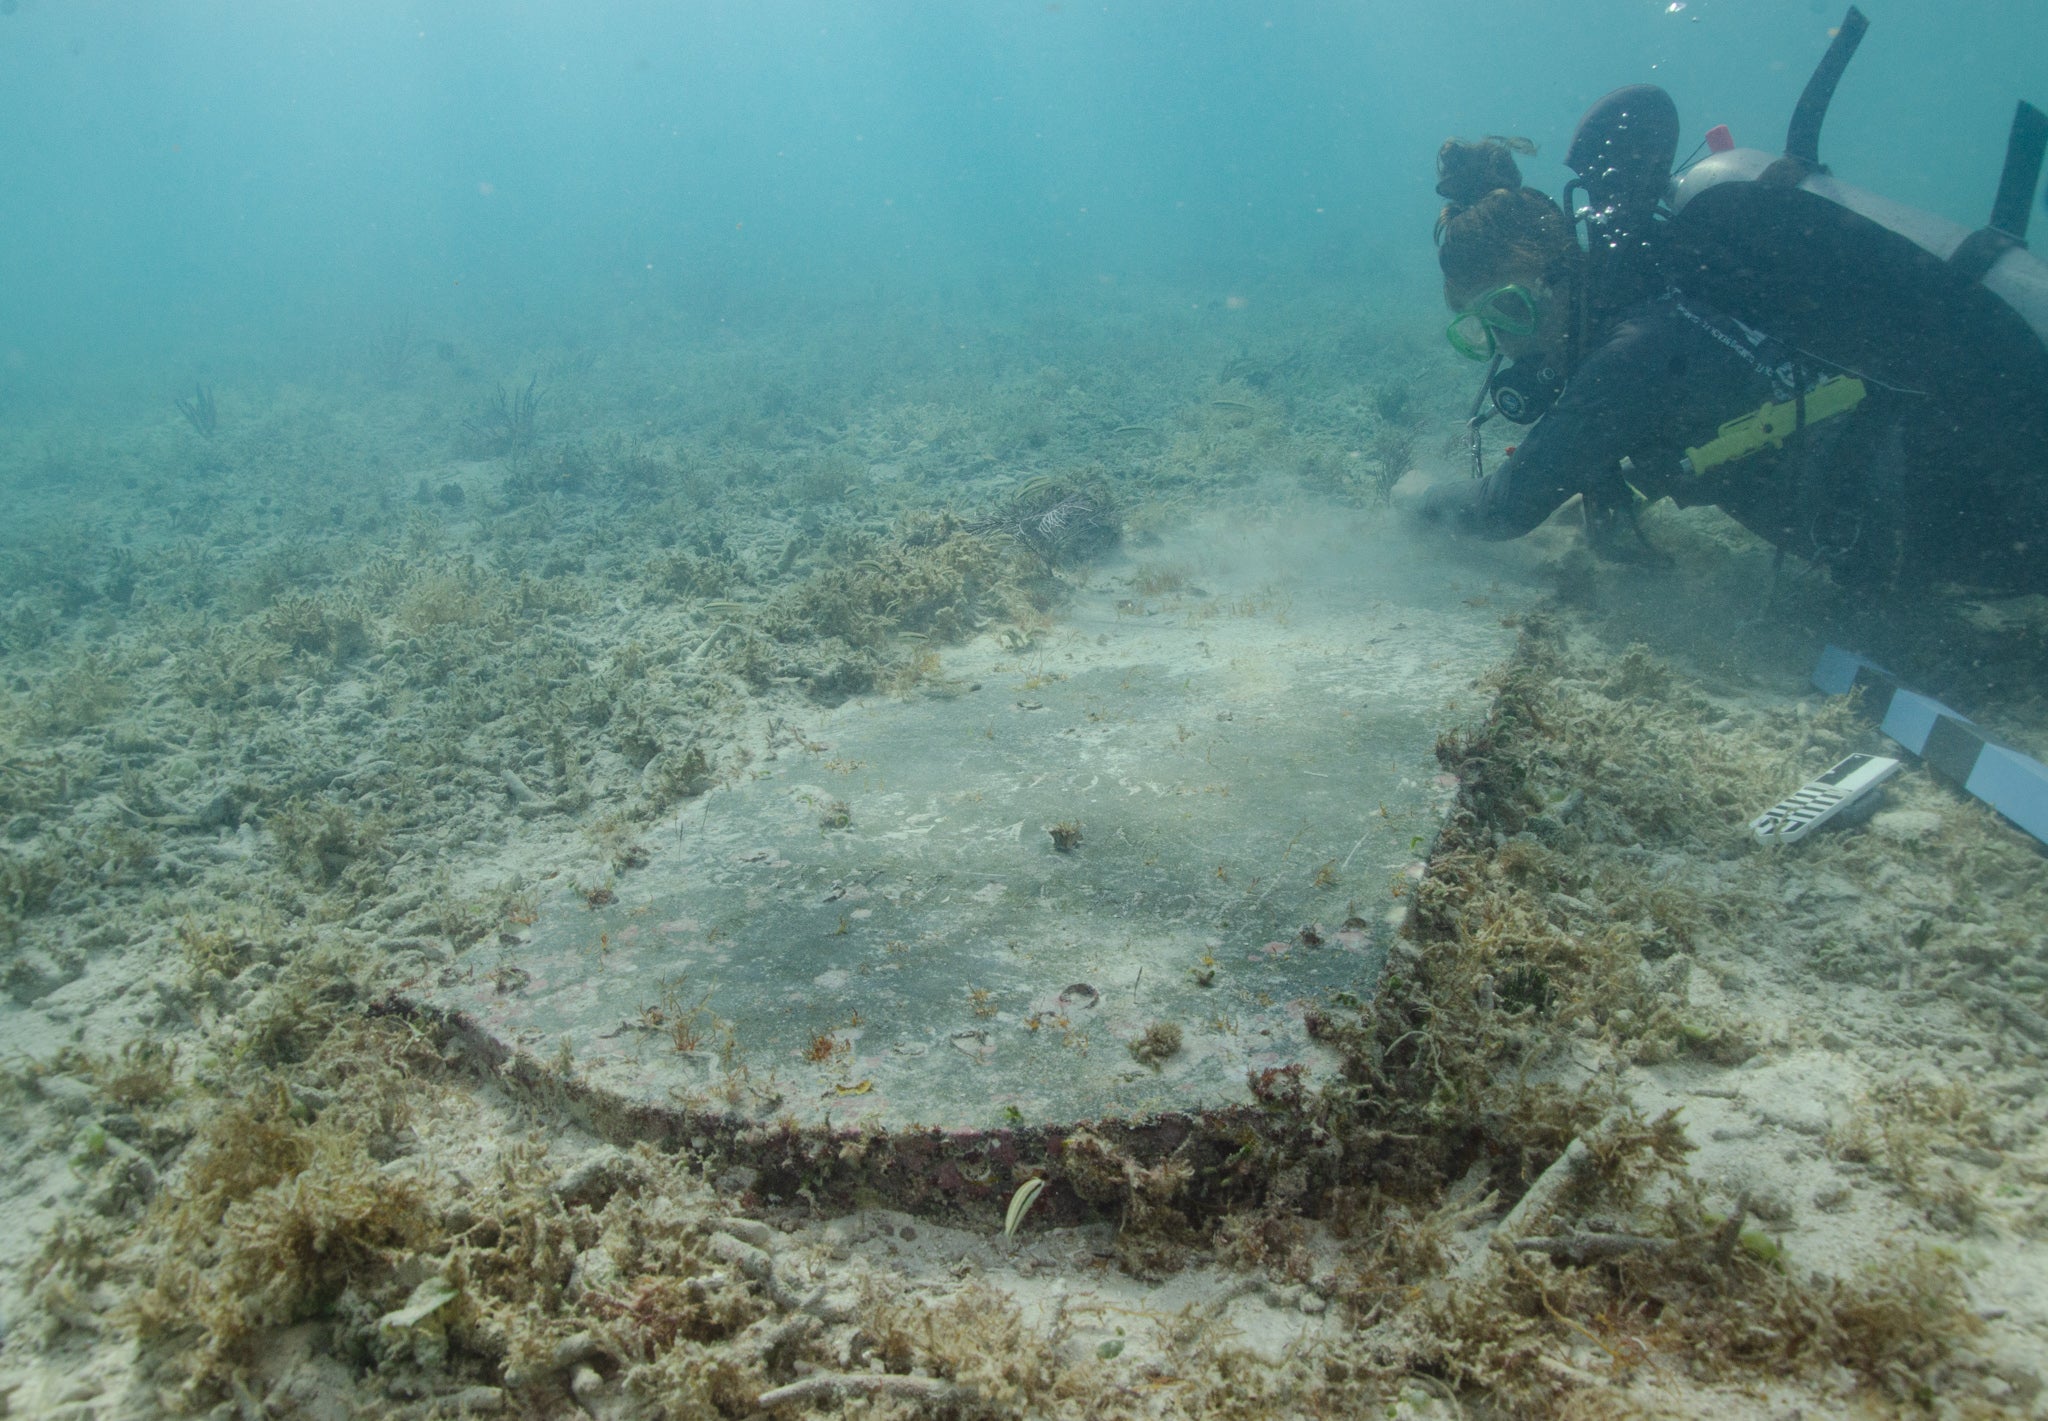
[[1478, 84, 1681, 433], [1467, 8, 2048, 483], [1624, 8, 2048, 415], [1565, 83, 1680, 339], [1543, 6, 2048, 591]]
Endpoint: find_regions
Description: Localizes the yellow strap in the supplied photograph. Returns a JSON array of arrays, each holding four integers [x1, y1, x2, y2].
[[1682, 376, 1867, 477]]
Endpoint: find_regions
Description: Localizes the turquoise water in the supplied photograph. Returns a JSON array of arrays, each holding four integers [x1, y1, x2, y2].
[[5, 6, 2048, 1413], [2, 1, 2041, 387]]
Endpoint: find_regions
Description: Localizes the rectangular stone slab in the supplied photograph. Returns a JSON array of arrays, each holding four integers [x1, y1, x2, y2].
[[410, 519, 1512, 1135]]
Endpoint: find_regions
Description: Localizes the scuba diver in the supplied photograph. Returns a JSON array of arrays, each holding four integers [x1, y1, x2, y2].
[[1413, 8, 2048, 598]]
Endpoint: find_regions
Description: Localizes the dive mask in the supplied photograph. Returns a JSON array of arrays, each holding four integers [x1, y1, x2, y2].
[[1445, 283, 1540, 361]]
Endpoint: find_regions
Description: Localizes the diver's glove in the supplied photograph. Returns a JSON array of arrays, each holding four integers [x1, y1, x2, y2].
[[1408, 477, 1482, 533]]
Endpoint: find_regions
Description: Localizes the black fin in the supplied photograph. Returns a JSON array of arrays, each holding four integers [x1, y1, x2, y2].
[[1785, 6, 1869, 170], [1951, 99, 2047, 281], [1989, 100, 2047, 242]]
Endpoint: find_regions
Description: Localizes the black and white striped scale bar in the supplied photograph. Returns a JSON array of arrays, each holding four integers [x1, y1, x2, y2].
[[1812, 645, 2048, 849]]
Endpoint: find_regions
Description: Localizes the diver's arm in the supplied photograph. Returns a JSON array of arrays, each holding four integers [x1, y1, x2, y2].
[[1415, 451, 1625, 540], [1419, 325, 1672, 540]]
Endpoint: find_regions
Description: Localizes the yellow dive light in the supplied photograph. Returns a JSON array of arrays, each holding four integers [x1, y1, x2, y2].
[[1679, 376, 1867, 477]]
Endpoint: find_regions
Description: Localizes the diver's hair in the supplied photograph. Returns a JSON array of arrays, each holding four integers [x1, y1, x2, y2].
[[1434, 136, 1577, 293]]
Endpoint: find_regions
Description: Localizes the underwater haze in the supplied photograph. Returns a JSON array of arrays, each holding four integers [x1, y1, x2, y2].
[[4, 0, 2044, 384], [10, 2, 2048, 1418]]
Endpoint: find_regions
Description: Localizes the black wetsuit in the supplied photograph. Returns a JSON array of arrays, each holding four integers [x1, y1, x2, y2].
[[1422, 290, 2048, 594]]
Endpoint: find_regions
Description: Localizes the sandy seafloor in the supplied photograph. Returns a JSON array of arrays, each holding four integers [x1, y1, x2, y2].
[[2, 281, 2047, 1419]]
